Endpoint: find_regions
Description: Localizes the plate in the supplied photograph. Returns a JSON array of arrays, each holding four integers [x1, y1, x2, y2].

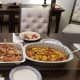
[[19, 31, 41, 41], [9, 66, 42, 80]]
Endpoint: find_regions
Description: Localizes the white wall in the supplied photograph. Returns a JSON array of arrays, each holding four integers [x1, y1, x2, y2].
[[56, 0, 75, 32], [0, 0, 51, 4]]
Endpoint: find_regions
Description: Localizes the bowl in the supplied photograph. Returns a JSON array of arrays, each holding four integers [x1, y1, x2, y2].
[[0, 43, 25, 64], [24, 42, 74, 64], [9, 66, 42, 80], [19, 31, 41, 42]]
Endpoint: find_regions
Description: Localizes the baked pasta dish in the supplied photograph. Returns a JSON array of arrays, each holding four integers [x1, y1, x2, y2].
[[0, 44, 22, 62], [26, 47, 68, 61]]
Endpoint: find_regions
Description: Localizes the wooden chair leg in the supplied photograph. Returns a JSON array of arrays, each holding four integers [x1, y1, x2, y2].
[[9, 15, 15, 33], [0, 16, 3, 32]]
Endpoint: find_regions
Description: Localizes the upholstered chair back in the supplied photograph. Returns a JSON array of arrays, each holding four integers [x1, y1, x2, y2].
[[20, 6, 50, 34]]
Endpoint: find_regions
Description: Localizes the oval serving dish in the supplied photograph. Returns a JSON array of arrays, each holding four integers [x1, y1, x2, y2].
[[24, 42, 74, 64]]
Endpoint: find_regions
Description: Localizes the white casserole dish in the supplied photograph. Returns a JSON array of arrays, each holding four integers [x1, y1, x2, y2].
[[0, 43, 25, 64], [24, 42, 74, 64]]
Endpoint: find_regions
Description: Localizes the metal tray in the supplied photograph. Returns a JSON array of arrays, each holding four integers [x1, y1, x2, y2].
[[24, 42, 74, 64]]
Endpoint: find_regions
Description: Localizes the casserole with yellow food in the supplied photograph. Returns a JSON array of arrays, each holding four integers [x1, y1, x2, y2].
[[26, 47, 68, 61]]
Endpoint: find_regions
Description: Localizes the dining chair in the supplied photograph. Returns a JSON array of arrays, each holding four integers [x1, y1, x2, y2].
[[0, 4, 3, 32], [8, 3, 21, 33], [62, 0, 80, 33], [0, 3, 21, 33], [20, 5, 51, 35]]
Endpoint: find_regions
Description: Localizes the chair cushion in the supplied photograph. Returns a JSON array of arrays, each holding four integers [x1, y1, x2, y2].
[[20, 6, 50, 34], [62, 24, 80, 33], [72, 11, 80, 22]]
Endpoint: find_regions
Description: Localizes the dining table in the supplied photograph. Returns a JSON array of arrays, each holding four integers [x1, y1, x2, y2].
[[0, 33, 80, 80]]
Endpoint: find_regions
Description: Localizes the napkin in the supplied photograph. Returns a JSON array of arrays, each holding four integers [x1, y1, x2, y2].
[[73, 43, 80, 60], [12, 33, 23, 45], [0, 75, 5, 80], [73, 43, 80, 50], [0, 77, 5, 80]]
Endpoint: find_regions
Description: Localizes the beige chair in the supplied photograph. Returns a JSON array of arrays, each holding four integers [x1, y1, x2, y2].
[[20, 5, 50, 35], [62, 0, 80, 33], [62, 24, 80, 33]]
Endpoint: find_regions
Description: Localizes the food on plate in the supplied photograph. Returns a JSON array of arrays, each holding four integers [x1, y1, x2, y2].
[[19, 31, 40, 41], [0, 44, 22, 62], [24, 34, 38, 40], [26, 46, 69, 61]]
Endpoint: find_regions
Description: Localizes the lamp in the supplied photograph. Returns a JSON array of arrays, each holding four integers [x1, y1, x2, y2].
[[42, 0, 56, 7], [44, 0, 47, 4], [42, 0, 48, 7]]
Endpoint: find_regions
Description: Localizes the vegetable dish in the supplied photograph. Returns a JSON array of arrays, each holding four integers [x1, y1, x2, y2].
[[26, 47, 69, 61]]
